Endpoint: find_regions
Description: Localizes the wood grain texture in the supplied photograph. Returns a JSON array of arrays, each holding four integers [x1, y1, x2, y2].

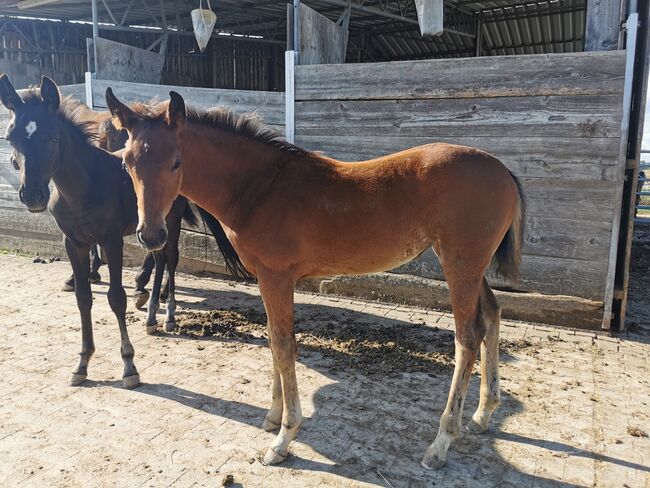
[[295, 51, 626, 101], [90, 37, 165, 84], [295, 95, 624, 139], [91, 79, 285, 126], [299, 3, 348, 65], [585, 0, 623, 51]]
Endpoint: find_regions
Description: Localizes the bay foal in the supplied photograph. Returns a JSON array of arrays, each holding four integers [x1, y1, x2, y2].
[[107, 90, 524, 468]]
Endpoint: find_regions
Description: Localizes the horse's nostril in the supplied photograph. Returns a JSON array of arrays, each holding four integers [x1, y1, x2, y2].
[[136, 231, 145, 246]]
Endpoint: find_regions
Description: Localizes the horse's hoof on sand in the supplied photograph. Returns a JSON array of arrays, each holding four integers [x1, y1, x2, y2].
[[164, 321, 175, 333], [62, 282, 74, 292], [261, 417, 281, 432], [465, 419, 488, 434], [262, 447, 288, 465], [90, 273, 101, 284], [160, 293, 168, 303], [122, 374, 140, 389], [421, 454, 446, 470], [133, 291, 150, 309], [69, 373, 87, 386], [146, 324, 158, 335]]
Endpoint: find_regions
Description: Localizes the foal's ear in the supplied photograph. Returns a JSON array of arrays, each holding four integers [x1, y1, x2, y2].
[[0, 73, 23, 112], [105, 87, 138, 131], [166, 91, 186, 130], [40, 76, 60, 113]]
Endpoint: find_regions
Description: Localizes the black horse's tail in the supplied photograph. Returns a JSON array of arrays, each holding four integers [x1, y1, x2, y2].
[[196, 206, 254, 281], [181, 200, 199, 228], [493, 171, 526, 283]]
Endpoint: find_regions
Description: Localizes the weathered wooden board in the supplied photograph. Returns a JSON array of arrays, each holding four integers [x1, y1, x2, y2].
[[91, 79, 285, 128], [299, 3, 348, 65], [89, 37, 165, 84], [296, 135, 622, 182], [585, 0, 623, 51], [294, 51, 627, 302], [295, 51, 626, 101], [295, 95, 624, 139]]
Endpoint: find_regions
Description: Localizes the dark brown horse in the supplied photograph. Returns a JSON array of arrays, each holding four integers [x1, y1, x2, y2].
[[106, 89, 524, 468], [0, 76, 248, 388]]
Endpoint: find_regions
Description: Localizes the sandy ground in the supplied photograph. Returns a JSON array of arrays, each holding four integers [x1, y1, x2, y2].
[[0, 252, 648, 488]]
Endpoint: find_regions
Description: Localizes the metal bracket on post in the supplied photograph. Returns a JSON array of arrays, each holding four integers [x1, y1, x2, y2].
[[602, 12, 639, 329], [285, 50, 296, 144]]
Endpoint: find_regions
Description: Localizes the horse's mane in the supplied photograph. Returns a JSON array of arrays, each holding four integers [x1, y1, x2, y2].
[[18, 88, 107, 146], [129, 100, 312, 157]]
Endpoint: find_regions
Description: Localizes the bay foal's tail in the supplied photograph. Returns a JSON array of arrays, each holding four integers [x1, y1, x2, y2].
[[492, 172, 525, 283]]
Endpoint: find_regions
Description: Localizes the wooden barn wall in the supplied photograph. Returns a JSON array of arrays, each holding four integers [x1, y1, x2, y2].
[[0, 18, 284, 91], [294, 51, 627, 301], [0, 81, 284, 275]]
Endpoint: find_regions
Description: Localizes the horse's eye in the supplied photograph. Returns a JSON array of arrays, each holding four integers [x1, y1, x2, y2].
[[172, 159, 181, 171]]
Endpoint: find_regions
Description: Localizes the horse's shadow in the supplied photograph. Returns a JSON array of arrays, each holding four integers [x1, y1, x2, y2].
[[97, 281, 647, 487]]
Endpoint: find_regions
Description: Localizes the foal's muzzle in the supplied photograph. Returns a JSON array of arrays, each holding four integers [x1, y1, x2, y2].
[[136, 225, 168, 251], [19, 185, 49, 213]]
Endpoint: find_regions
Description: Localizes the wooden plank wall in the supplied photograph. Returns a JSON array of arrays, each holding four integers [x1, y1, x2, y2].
[[294, 51, 627, 300], [89, 38, 165, 84], [0, 81, 284, 275]]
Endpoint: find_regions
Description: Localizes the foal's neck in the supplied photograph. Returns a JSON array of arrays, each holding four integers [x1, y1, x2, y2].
[[51, 123, 98, 203], [179, 122, 288, 230]]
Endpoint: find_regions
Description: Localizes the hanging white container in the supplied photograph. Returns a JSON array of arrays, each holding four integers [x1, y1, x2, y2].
[[191, 0, 217, 53]]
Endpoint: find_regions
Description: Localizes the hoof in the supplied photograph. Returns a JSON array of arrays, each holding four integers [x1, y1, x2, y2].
[[466, 419, 489, 434], [421, 454, 446, 470], [160, 292, 169, 304], [90, 272, 101, 284], [146, 324, 158, 335], [262, 447, 288, 466], [62, 282, 75, 292], [133, 290, 150, 309], [261, 417, 281, 432], [164, 321, 176, 333], [69, 373, 87, 386], [122, 374, 140, 389]]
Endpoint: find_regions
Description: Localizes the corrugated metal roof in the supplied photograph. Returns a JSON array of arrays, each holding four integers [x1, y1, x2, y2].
[[0, 0, 588, 61]]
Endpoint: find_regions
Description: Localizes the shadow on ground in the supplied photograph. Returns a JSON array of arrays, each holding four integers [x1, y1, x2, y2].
[[79, 280, 646, 488]]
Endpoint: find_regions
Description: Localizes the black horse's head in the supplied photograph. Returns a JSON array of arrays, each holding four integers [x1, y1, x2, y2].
[[0, 75, 62, 212]]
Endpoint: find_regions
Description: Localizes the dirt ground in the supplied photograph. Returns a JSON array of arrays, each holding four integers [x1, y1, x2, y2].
[[0, 252, 648, 488]]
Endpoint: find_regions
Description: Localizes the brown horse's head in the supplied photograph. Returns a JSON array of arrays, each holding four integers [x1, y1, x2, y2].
[[0, 75, 62, 212], [106, 88, 186, 251]]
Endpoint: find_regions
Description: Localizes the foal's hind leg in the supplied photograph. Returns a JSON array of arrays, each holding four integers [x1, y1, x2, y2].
[[163, 243, 180, 332], [422, 272, 484, 469], [467, 278, 501, 434], [134, 253, 154, 309], [65, 238, 95, 386], [104, 236, 140, 389], [90, 244, 102, 283], [145, 252, 166, 334]]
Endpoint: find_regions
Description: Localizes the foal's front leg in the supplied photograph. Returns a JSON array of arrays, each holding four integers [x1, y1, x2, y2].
[[103, 236, 140, 389], [65, 237, 95, 386], [257, 270, 303, 465]]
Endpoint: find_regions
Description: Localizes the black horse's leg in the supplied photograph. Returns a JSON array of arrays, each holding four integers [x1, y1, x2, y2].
[[133, 252, 155, 309], [145, 251, 166, 335], [103, 235, 139, 389], [163, 244, 180, 333], [90, 244, 102, 283], [65, 237, 94, 386]]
